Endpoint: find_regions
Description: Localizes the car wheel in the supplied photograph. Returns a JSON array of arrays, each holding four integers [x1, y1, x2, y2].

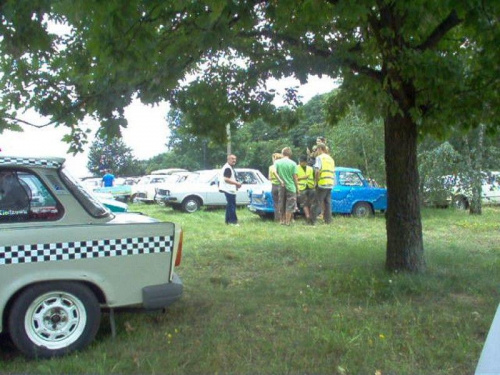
[[8, 282, 101, 358], [352, 202, 374, 218], [182, 197, 201, 213], [453, 196, 469, 210]]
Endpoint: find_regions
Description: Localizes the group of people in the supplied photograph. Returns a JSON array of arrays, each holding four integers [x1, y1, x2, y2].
[[270, 139, 335, 225], [219, 136, 335, 226]]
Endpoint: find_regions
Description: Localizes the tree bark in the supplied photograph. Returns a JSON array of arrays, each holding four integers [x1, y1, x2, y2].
[[384, 112, 426, 272], [469, 124, 485, 215]]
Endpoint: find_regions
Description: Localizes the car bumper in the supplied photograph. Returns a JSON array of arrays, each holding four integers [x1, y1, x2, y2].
[[142, 273, 183, 310], [247, 204, 273, 215], [161, 197, 178, 203]]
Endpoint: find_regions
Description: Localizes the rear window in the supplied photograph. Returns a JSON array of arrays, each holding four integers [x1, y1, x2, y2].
[[0, 169, 63, 222], [60, 168, 110, 218]]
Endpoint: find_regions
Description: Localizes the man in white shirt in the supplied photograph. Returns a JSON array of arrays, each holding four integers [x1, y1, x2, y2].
[[219, 154, 242, 225]]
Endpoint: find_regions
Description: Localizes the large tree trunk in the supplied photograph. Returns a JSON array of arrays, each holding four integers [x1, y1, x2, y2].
[[384, 112, 426, 272]]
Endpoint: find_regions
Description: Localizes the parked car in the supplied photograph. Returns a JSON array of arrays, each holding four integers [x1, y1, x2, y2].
[[81, 176, 133, 202], [158, 168, 269, 213], [131, 174, 175, 203], [80, 177, 102, 191], [0, 156, 183, 358], [423, 171, 500, 209], [131, 170, 188, 203], [248, 167, 388, 218], [451, 171, 500, 209], [92, 191, 129, 212]]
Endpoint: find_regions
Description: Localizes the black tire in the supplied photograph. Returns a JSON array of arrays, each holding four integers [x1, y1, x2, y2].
[[452, 196, 469, 210], [182, 197, 201, 213], [8, 282, 101, 358], [352, 202, 374, 218]]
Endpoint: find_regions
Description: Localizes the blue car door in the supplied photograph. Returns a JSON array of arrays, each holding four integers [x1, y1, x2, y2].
[[331, 171, 355, 213]]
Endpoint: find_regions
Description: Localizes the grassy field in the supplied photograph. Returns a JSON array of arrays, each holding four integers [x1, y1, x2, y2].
[[1, 205, 499, 374]]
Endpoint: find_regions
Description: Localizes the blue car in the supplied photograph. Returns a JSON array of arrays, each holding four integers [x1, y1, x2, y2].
[[248, 167, 387, 218]]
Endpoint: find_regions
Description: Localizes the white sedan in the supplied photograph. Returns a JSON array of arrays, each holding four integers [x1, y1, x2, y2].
[[157, 168, 270, 213], [132, 171, 187, 203]]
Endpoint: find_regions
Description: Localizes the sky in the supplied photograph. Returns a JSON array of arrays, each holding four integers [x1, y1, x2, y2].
[[1, 75, 337, 177]]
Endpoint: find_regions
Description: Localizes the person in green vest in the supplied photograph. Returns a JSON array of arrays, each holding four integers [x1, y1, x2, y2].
[[268, 152, 284, 222], [275, 147, 299, 226], [297, 155, 315, 223], [311, 143, 335, 224]]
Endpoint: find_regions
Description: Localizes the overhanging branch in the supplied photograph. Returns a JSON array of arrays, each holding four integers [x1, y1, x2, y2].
[[416, 10, 463, 51], [4, 114, 58, 128], [238, 30, 383, 83]]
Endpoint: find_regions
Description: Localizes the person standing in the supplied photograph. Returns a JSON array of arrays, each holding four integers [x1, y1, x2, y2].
[[219, 154, 242, 225], [275, 147, 299, 226], [297, 155, 315, 223], [311, 143, 335, 224], [101, 169, 115, 187], [268, 153, 284, 222]]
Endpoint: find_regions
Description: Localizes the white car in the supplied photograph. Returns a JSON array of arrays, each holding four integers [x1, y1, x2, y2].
[[452, 171, 500, 209], [158, 168, 270, 213], [424, 171, 500, 209], [131, 170, 187, 203]]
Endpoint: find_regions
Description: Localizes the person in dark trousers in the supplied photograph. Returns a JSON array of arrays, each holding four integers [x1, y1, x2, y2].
[[311, 143, 335, 225], [268, 152, 284, 222], [219, 154, 242, 225]]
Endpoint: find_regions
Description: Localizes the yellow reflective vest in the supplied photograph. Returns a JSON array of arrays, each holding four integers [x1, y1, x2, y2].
[[297, 165, 315, 191], [268, 165, 280, 185], [317, 153, 335, 188]]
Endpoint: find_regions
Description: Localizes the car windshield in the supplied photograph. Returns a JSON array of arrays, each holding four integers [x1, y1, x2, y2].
[[184, 171, 216, 183], [60, 168, 110, 218], [137, 176, 152, 185]]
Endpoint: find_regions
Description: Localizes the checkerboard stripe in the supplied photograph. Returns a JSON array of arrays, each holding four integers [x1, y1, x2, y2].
[[0, 236, 173, 265], [0, 157, 62, 169]]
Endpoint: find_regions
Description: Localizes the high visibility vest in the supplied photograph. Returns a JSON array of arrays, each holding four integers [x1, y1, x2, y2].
[[317, 153, 335, 187], [297, 165, 314, 191], [269, 165, 280, 185]]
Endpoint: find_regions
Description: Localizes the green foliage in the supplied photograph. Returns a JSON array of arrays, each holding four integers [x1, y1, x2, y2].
[[87, 137, 144, 177], [327, 105, 386, 184], [418, 128, 500, 209], [143, 93, 386, 181], [2, 0, 499, 271], [2, 1, 497, 144]]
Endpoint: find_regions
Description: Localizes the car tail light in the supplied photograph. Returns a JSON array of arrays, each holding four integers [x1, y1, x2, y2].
[[175, 229, 183, 267]]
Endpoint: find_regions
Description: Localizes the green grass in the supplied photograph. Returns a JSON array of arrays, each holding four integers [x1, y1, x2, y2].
[[1, 206, 499, 374]]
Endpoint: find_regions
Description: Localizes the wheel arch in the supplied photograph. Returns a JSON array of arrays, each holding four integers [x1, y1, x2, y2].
[[352, 201, 375, 217], [453, 194, 469, 209], [181, 194, 204, 205]]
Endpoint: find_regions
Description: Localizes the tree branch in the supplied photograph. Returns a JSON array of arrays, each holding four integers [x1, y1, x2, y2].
[[238, 29, 383, 82], [416, 10, 463, 51], [4, 114, 58, 128]]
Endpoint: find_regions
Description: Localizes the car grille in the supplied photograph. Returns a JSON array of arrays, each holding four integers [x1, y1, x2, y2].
[[252, 196, 267, 205]]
